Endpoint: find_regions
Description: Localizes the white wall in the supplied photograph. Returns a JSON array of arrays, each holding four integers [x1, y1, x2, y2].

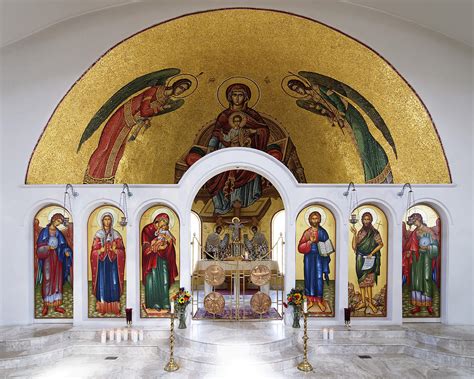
[[1, 0, 472, 325]]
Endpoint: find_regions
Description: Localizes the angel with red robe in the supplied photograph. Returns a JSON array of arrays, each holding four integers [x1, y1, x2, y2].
[[77, 69, 195, 184]]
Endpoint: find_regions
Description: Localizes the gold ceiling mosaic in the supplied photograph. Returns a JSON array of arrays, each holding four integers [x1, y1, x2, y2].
[[26, 8, 451, 184]]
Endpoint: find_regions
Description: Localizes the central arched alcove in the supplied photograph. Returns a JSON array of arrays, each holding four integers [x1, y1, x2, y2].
[[189, 167, 285, 320]]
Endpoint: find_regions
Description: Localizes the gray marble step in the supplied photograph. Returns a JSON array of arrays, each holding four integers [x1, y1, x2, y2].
[[156, 340, 310, 373], [0, 342, 73, 369], [404, 326, 474, 356]]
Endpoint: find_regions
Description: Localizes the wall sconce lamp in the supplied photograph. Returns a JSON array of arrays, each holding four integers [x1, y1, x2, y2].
[[398, 183, 415, 220], [63, 184, 78, 226], [397, 183, 413, 197], [119, 184, 133, 226], [343, 182, 359, 224]]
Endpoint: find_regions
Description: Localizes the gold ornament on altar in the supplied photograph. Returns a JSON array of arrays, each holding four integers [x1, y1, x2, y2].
[[204, 265, 225, 286], [204, 292, 225, 314], [250, 292, 271, 314], [250, 265, 271, 286]]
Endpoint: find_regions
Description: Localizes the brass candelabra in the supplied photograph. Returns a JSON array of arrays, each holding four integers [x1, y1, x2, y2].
[[297, 311, 313, 372], [164, 311, 179, 372]]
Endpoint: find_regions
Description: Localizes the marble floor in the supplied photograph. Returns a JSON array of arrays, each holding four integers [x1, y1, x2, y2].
[[1, 322, 473, 378]]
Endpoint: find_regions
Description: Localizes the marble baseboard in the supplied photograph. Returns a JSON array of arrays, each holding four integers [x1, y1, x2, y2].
[[1, 323, 474, 373]]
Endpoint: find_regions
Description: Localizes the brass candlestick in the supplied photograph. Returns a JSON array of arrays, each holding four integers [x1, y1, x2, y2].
[[164, 311, 179, 372], [297, 311, 313, 372]]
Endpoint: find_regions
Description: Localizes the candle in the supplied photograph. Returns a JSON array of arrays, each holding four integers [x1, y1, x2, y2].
[[122, 328, 128, 341], [116, 329, 122, 343], [244, 251, 249, 260], [109, 329, 115, 341], [126, 308, 132, 325], [131, 329, 138, 343], [138, 329, 144, 341], [329, 328, 334, 340], [344, 308, 351, 323], [170, 301, 174, 314], [303, 299, 308, 314], [322, 328, 328, 340], [101, 330, 107, 344]]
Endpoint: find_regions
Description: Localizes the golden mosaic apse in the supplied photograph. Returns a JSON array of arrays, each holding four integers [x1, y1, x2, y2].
[[26, 9, 451, 184]]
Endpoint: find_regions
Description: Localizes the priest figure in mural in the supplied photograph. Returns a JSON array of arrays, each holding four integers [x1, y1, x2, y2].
[[36, 213, 73, 316], [142, 213, 178, 313], [206, 82, 270, 214], [90, 212, 126, 316], [298, 211, 333, 313], [402, 213, 440, 315]]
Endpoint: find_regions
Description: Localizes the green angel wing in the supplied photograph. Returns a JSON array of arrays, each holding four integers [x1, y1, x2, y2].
[[299, 71, 397, 158], [77, 68, 180, 152]]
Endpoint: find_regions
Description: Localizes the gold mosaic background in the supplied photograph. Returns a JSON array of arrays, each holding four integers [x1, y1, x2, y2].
[[26, 9, 450, 184]]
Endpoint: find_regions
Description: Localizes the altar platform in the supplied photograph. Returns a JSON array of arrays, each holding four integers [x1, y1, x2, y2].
[[1, 322, 473, 378]]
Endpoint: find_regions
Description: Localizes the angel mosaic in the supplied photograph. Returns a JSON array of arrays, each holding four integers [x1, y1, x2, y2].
[[282, 71, 397, 184], [78, 68, 198, 184]]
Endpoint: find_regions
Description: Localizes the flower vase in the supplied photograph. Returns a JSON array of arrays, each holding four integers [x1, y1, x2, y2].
[[292, 307, 301, 328], [178, 309, 187, 329]]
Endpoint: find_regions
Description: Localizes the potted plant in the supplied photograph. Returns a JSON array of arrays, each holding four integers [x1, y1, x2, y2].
[[171, 288, 191, 329], [284, 288, 305, 328]]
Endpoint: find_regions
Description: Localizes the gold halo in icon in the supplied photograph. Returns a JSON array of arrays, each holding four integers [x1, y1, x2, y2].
[[217, 76, 260, 108], [166, 73, 199, 98], [281, 74, 311, 99]]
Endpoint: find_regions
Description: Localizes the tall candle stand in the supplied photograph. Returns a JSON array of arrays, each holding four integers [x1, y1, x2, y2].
[[297, 301, 313, 372], [164, 306, 179, 372]]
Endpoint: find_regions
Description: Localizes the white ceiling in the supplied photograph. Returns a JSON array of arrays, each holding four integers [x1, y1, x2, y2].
[[1, 0, 473, 48], [343, 0, 473, 47]]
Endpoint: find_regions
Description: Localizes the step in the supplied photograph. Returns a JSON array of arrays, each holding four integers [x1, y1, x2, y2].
[[156, 340, 311, 373], [0, 341, 73, 369]]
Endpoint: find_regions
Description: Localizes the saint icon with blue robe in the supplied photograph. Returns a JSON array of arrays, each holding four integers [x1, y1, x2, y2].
[[298, 211, 333, 313]]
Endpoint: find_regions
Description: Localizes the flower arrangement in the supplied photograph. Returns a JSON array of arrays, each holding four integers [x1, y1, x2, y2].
[[283, 288, 306, 328], [283, 288, 305, 310], [171, 287, 191, 310], [171, 287, 192, 329]]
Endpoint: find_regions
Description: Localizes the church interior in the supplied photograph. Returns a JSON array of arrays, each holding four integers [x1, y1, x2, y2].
[[0, 1, 473, 377]]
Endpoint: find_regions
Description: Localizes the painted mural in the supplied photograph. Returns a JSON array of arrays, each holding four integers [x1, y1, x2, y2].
[[348, 205, 388, 317], [26, 9, 450, 185], [78, 70, 198, 184], [402, 205, 441, 318], [296, 205, 336, 317], [282, 72, 395, 183], [140, 205, 180, 318], [192, 170, 283, 262], [191, 170, 284, 320], [88, 205, 126, 318], [34, 205, 73, 319]]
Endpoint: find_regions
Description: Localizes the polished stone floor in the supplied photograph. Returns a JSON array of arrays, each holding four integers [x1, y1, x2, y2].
[[1, 322, 473, 378]]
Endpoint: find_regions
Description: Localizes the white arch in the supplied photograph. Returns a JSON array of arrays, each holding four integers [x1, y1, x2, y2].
[[179, 148, 295, 214]]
